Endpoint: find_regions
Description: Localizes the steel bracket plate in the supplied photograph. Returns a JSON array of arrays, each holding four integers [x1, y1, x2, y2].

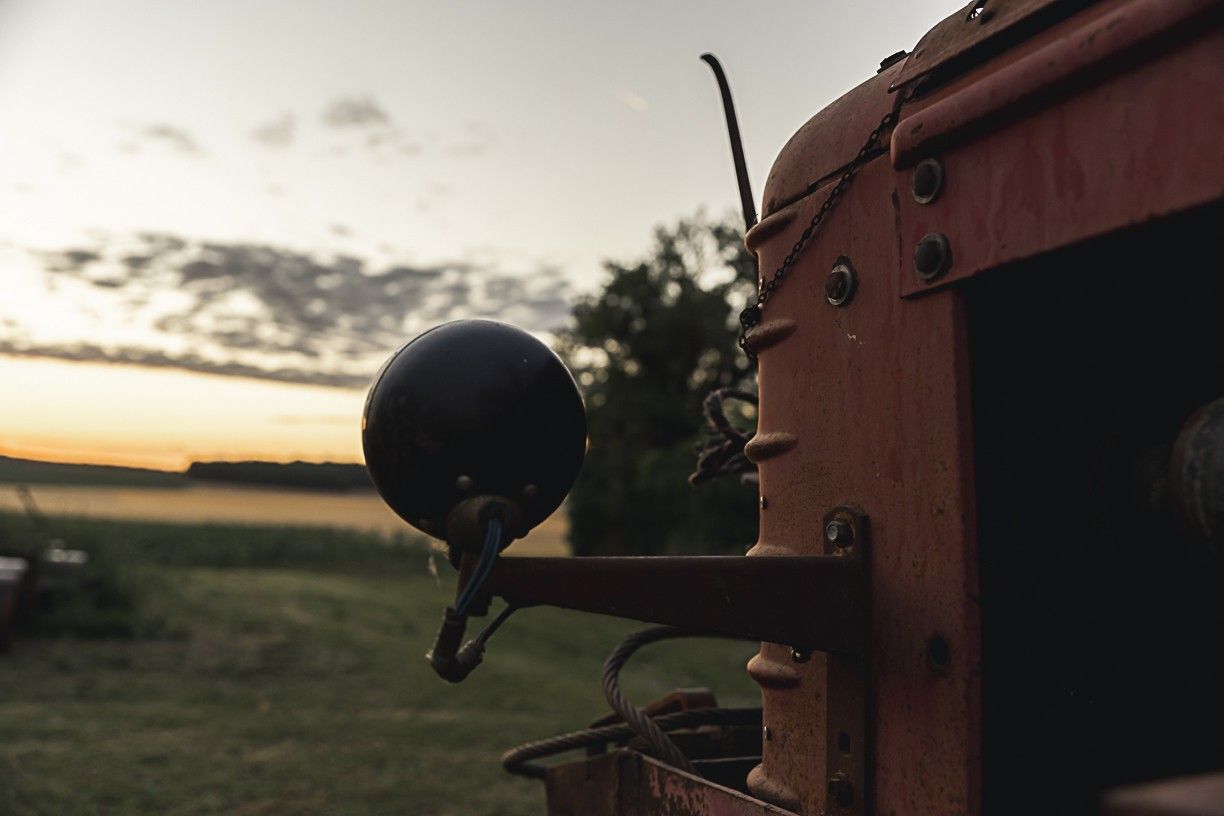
[[820, 506, 870, 816]]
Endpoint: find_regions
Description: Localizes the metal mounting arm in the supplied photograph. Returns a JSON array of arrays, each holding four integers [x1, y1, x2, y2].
[[465, 543, 866, 656]]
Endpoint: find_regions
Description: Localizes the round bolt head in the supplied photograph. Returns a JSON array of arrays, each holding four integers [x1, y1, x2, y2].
[[825, 262, 857, 307], [910, 158, 944, 204], [522, 483, 540, 500], [759, 495, 768, 510], [913, 232, 952, 282], [455, 474, 474, 491], [824, 518, 853, 548], [790, 647, 811, 663]]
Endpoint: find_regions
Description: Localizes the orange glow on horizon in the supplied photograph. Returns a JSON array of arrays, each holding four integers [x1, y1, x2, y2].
[[0, 355, 368, 470]]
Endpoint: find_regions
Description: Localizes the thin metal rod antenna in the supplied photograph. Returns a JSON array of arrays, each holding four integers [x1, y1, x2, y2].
[[700, 53, 757, 232]]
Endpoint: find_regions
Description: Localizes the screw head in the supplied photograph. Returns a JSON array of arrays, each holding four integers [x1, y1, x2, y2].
[[910, 158, 944, 204], [825, 262, 857, 307], [913, 232, 951, 282], [824, 518, 853, 548]]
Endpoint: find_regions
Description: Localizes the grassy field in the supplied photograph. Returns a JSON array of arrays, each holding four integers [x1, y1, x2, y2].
[[0, 512, 758, 815]]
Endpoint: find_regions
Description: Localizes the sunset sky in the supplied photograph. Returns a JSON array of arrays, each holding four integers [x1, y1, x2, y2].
[[0, 0, 956, 470]]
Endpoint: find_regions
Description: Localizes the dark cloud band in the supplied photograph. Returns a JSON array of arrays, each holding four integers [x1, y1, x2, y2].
[[13, 234, 570, 388]]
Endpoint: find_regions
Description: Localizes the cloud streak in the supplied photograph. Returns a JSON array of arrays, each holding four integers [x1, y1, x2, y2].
[[0, 340, 370, 388], [137, 123, 203, 154], [11, 234, 572, 388], [322, 96, 392, 129], [251, 112, 296, 148]]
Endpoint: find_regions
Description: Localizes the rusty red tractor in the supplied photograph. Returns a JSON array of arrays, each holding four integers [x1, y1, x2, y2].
[[362, 1, 1224, 813]]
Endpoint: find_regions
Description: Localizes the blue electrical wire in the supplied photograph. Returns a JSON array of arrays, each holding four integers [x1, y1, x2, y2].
[[454, 516, 502, 616]]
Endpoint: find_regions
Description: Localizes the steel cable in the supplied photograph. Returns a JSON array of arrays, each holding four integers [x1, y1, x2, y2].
[[501, 706, 761, 779]]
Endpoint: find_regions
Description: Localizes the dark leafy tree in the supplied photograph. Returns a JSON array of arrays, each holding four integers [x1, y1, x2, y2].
[[559, 214, 759, 556]]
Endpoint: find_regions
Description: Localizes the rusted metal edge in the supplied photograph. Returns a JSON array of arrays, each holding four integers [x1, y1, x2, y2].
[[546, 750, 801, 815], [888, 0, 1083, 93], [746, 653, 802, 689], [745, 208, 797, 252], [746, 764, 804, 813], [744, 432, 799, 463], [742, 319, 797, 355], [892, 0, 1221, 168]]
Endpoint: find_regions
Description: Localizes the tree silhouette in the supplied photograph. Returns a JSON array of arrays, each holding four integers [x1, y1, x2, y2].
[[559, 214, 759, 556]]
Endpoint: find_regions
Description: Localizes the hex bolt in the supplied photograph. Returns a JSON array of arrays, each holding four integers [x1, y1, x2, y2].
[[824, 518, 854, 549], [913, 232, 952, 282], [910, 158, 944, 204], [825, 262, 857, 307], [828, 773, 854, 808]]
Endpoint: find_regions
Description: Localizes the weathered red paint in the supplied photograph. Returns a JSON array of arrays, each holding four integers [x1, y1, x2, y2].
[[887, 0, 1065, 92], [747, 158, 981, 815], [543, 0, 1224, 811], [895, 0, 1224, 297], [741, 0, 1222, 813], [546, 751, 797, 815]]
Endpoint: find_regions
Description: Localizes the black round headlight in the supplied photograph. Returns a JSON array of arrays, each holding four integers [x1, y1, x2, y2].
[[362, 319, 586, 540]]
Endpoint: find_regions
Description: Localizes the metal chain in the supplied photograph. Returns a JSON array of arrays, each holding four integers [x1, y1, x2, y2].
[[738, 108, 900, 359]]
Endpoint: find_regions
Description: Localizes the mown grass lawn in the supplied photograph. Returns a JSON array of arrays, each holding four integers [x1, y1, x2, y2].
[[0, 513, 758, 815]]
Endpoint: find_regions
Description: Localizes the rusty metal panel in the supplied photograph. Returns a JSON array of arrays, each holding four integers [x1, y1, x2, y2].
[[545, 751, 797, 816], [888, 0, 1076, 92], [744, 156, 981, 814], [891, 0, 1221, 169], [760, 64, 903, 218], [893, 0, 1224, 296]]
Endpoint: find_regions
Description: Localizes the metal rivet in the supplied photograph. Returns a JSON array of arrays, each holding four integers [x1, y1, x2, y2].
[[763, 725, 773, 741], [790, 648, 810, 663], [913, 232, 951, 282], [455, 475, 474, 491], [825, 261, 857, 307], [523, 484, 539, 500], [828, 773, 854, 808], [759, 496, 768, 510], [910, 158, 944, 204], [824, 518, 854, 549]]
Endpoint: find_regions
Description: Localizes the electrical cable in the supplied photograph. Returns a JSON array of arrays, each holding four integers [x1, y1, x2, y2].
[[454, 517, 502, 616]]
